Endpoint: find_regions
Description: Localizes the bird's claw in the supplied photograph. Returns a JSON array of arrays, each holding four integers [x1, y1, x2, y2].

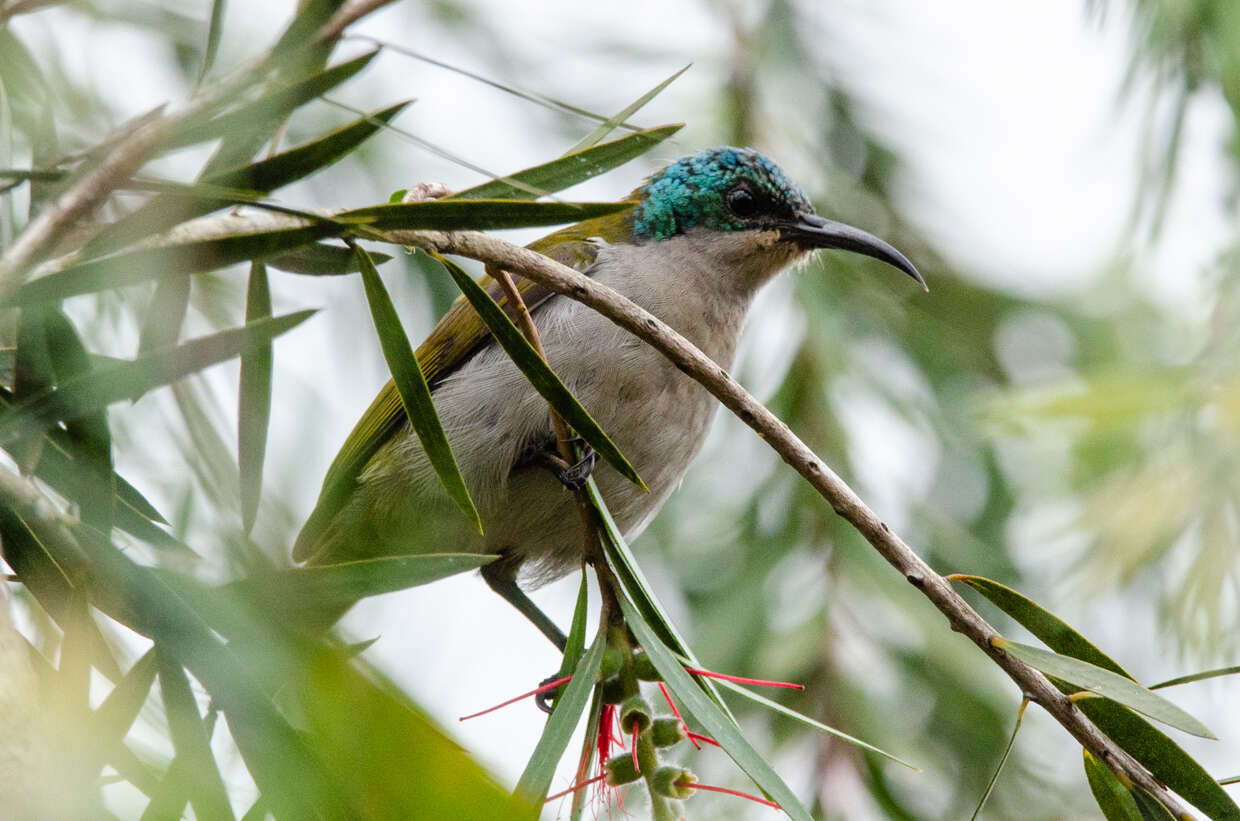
[[556, 447, 597, 491], [535, 672, 565, 714]]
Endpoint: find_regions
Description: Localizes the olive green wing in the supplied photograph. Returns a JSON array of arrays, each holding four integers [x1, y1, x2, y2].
[[292, 216, 623, 563]]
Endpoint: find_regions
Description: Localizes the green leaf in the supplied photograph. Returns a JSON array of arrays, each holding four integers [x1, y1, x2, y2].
[[1130, 788, 1177, 821], [953, 575, 1133, 678], [222, 553, 496, 622], [1076, 698, 1240, 821], [970, 701, 1025, 820], [565, 66, 689, 153], [156, 648, 235, 821], [514, 629, 606, 804], [1083, 750, 1144, 821], [433, 252, 645, 490], [712, 678, 917, 770], [9, 223, 338, 306], [137, 274, 191, 352], [0, 311, 316, 443], [618, 593, 814, 821], [340, 199, 632, 231], [355, 245, 482, 532], [238, 262, 272, 534], [176, 48, 378, 150], [993, 638, 1214, 738], [266, 242, 392, 275], [194, 0, 227, 88], [452, 124, 682, 201], [551, 573, 591, 710], [1149, 665, 1240, 690], [86, 100, 406, 258], [87, 649, 159, 777]]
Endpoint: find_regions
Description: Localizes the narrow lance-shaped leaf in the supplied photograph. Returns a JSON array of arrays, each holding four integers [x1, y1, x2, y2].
[[565, 65, 690, 154], [452, 124, 683, 201], [1074, 698, 1240, 820], [0, 311, 316, 443], [1149, 665, 1240, 690], [266, 242, 392, 276], [342, 199, 632, 232], [952, 575, 1133, 678], [433, 252, 645, 490], [86, 99, 408, 258], [1083, 750, 1145, 821], [514, 629, 606, 804], [238, 262, 272, 534], [222, 553, 497, 628], [550, 573, 591, 710], [354, 244, 482, 532], [171, 50, 379, 151], [155, 648, 234, 821], [194, 0, 227, 89], [712, 678, 916, 769], [137, 274, 191, 353], [9, 223, 338, 306], [618, 593, 815, 821], [86, 649, 158, 778], [992, 638, 1214, 738]]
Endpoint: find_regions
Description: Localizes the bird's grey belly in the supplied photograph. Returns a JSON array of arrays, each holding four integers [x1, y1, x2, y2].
[[352, 294, 730, 584]]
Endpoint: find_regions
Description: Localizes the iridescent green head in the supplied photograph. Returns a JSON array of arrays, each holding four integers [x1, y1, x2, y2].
[[632, 147, 812, 241], [630, 146, 926, 289]]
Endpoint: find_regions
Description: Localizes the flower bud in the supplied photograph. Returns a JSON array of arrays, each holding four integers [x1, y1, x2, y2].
[[632, 651, 660, 681], [651, 717, 688, 748], [604, 754, 641, 785], [619, 694, 652, 734], [601, 675, 627, 704], [599, 647, 624, 679], [651, 766, 696, 800]]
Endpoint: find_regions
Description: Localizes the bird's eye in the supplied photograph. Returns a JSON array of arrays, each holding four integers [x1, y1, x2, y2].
[[726, 186, 758, 218]]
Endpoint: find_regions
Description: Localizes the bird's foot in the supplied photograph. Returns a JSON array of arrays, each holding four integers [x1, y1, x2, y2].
[[530, 446, 597, 491], [535, 672, 567, 714]]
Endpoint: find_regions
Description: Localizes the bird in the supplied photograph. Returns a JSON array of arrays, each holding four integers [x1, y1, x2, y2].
[[293, 146, 924, 647]]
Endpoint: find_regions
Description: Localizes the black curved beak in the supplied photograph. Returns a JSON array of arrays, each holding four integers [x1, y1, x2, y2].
[[782, 212, 927, 291]]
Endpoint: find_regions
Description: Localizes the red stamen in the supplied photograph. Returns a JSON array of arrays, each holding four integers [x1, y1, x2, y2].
[[657, 682, 700, 750], [687, 731, 722, 748], [545, 773, 606, 803], [677, 780, 781, 809], [458, 675, 572, 721], [684, 667, 804, 690], [631, 726, 640, 774]]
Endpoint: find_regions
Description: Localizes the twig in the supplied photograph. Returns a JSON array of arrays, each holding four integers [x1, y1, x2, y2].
[[388, 228, 1193, 818]]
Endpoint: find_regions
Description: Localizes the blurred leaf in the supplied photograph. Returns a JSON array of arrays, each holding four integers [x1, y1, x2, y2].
[[87, 649, 158, 777], [0, 311, 316, 442], [714, 678, 917, 769], [238, 262, 272, 534], [1149, 665, 1240, 690], [137, 274, 191, 352], [266, 242, 392, 275], [222, 553, 496, 623], [970, 701, 1026, 820], [993, 638, 1213, 738], [1083, 750, 1144, 821], [9, 224, 338, 305], [1076, 698, 1240, 820], [619, 592, 814, 821], [341, 199, 632, 231], [86, 99, 407, 257], [156, 648, 234, 821], [195, 0, 227, 88], [355, 244, 482, 532], [953, 575, 1134, 678], [434, 252, 645, 490], [453, 124, 682, 201], [566, 66, 689, 153], [514, 629, 605, 804]]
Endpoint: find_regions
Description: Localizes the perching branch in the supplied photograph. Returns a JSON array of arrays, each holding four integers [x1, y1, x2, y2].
[[386, 228, 1193, 819], [22, 204, 1193, 816]]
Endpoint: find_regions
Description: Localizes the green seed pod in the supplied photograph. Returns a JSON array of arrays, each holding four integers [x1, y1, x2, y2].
[[619, 694, 652, 734], [651, 717, 688, 747], [632, 650, 660, 681], [652, 766, 696, 800], [599, 647, 624, 679], [604, 753, 641, 785], [601, 675, 627, 704]]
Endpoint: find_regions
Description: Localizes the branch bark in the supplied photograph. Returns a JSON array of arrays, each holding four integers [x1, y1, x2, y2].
[[385, 228, 1192, 818]]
